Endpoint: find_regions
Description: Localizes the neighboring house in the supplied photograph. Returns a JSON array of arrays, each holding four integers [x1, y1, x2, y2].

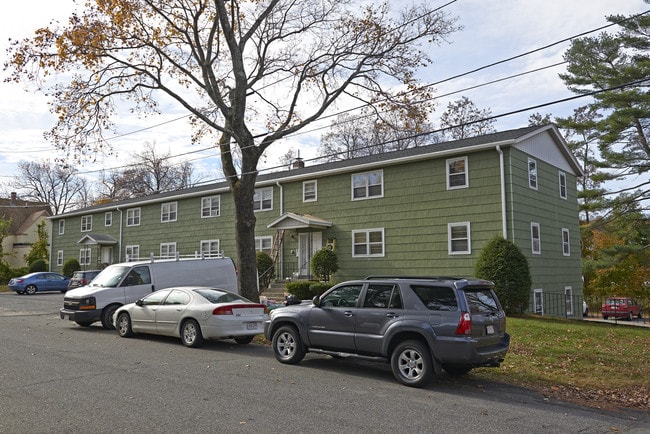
[[49, 125, 584, 316], [0, 192, 52, 268]]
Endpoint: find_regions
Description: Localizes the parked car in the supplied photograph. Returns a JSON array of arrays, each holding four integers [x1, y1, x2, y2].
[[264, 276, 510, 388], [67, 270, 101, 290], [601, 297, 642, 320], [114, 287, 268, 348], [8, 272, 70, 295]]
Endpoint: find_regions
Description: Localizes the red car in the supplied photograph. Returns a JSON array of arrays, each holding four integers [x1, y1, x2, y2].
[[601, 297, 643, 320]]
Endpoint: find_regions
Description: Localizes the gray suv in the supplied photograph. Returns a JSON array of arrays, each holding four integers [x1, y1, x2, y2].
[[264, 276, 510, 387]]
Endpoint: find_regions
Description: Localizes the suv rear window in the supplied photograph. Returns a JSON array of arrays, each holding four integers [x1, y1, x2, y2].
[[463, 288, 499, 313], [410, 285, 458, 311]]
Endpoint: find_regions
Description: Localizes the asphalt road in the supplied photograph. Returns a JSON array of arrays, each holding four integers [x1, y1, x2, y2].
[[1, 292, 648, 434]]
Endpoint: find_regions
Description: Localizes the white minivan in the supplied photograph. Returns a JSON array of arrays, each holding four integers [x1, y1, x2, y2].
[[60, 256, 238, 329]]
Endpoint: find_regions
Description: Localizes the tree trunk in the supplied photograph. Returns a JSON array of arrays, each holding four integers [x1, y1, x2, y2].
[[232, 178, 259, 301]]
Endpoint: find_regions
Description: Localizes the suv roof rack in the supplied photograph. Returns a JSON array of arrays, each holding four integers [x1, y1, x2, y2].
[[364, 276, 463, 281]]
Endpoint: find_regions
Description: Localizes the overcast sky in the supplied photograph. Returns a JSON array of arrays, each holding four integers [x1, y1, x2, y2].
[[0, 0, 647, 196]]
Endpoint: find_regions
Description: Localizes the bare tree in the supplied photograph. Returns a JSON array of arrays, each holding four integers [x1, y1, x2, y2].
[[12, 161, 88, 214], [528, 112, 553, 126], [440, 96, 496, 140], [99, 142, 195, 200], [6, 0, 459, 300]]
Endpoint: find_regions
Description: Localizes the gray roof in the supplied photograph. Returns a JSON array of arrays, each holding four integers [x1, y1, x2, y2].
[[54, 124, 574, 218]]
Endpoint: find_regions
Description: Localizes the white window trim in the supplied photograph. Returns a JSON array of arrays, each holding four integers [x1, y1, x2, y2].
[[303, 180, 318, 202], [200, 239, 221, 257], [161, 202, 178, 223], [255, 236, 273, 254], [253, 187, 274, 212], [58, 220, 65, 235], [534, 288, 544, 315], [531, 222, 541, 254], [352, 228, 385, 258], [57, 250, 64, 266], [105, 212, 112, 227], [80, 215, 92, 232], [565, 286, 574, 316], [446, 156, 468, 190], [160, 242, 177, 259], [351, 170, 384, 201], [562, 228, 570, 256], [448, 222, 471, 255], [126, 208, 141, 227], [558, 171, 567, 200], [125, 245, 140, 262], [528, 158, 538, 190], [201, 195, 221, 218], [79, 247, 91, 266]]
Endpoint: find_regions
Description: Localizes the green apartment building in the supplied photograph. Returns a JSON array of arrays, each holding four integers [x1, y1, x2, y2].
[[49, 125, 584, 316]]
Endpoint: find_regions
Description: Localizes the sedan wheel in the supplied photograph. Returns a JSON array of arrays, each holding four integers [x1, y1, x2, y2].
[[25, 285, 37, 295], [391, 340, 433, 388], [272, 325, 305, 364], [116, 312, 134, 338], [181, 319, 204, 348]]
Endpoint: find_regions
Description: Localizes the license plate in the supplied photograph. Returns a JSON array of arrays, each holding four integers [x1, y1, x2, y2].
[[246, 322, 258, 330], [486, 325, 495, 335]]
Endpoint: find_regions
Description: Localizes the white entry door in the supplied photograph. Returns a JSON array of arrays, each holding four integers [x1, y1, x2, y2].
[[298, 232, 322, 278], [100, 246, 113, 265]]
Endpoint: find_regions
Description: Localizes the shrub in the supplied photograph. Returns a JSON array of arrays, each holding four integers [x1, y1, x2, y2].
[[475, 235, 531, 314], [286, 280, 318, 299], [62, 259, 81, 278], [309, 282, 334, 297], [28, 259, 47, 273], [310, 248, 339, 282], [256, 251, 275, 291]]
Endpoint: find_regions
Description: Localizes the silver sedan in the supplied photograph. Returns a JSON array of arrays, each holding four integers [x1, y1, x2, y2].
[[114, 287, 268, 348]]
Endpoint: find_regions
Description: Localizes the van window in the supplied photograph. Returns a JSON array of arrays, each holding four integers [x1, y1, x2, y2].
[[124, 266, 152, 286], [90, 266, 131, 287], [411, 285, 458, 311]]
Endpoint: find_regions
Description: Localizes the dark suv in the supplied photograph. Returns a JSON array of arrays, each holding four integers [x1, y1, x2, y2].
[[67, 270, 101, 290], [264, 276, 510, 387]]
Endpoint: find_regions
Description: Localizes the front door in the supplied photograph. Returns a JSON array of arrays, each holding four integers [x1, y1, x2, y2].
[[298, 232, 322, 278], [100, 246, 113, 265]]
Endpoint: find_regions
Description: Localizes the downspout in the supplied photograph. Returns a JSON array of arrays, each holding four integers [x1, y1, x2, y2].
[[116, 207, 123, 262], [496, 146, 507, 239], [275, 182, 284, 279]]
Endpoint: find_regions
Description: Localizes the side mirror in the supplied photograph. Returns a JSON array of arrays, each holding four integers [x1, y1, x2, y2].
[[312, 295, 321, 307], [136, 299, 144, 307]]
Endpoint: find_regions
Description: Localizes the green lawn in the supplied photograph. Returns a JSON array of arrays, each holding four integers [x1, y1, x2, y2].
[[474, 315, 649, 409]]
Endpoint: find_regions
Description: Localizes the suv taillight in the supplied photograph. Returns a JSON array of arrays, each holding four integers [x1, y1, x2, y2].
[[455, 311, 472, 335]]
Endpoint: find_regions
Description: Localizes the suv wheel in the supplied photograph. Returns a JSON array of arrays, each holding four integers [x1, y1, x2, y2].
[[391, 340, 433, 388], [272, 325, 305, 364]]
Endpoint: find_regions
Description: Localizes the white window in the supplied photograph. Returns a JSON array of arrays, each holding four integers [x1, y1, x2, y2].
[[562, 228, 570, 256], [201, 195, 221, 218], [160, 242, 177, 259], [105, 212, 112, 227], [200, 240, 221, 257], [352, 170, 383, 200], [253, 188, 273, 211], [303, 180, 317, 202], [81, 215, 92, 232], [161, 202, 178, 222], [352, 228, 385, 257], [559, 171, 567, 199], [255, 236, 273, 255], [57, 250, 64, 266], [125, 245, 140, 262], [126, 208, 141, 227], [531, 222, 541, 254], [534, 289, 544, 315], [565, 286, 573, 316], [58, 220, 65, 235], [528, 158, 538, 190], [446, 157, 468, 189], [448, 222, 471, 254], [79, 247, 91, 266]]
